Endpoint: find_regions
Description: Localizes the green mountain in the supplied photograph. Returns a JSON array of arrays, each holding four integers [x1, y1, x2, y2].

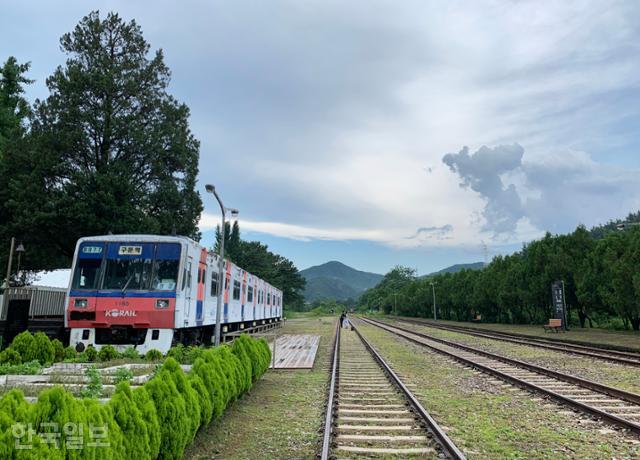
[[301, 261, 383, 302], [422, 262, 484, 278]]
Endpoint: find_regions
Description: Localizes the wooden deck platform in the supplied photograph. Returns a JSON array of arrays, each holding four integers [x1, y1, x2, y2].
[[269, 334, 320, 369]]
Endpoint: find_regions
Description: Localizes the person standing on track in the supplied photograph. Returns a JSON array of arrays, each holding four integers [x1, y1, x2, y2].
[[342, 313, 350, 329]]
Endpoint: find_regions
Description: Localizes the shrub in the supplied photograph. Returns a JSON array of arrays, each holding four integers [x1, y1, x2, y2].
[[63, 346, 77, 360], [184, 345, 205, 364], [121, 347, 140, 360], [98, 345, 120, 362], [231, 336, 253, 392], [0, 348, 21, 365], [0, 389, 61, 459], [114, 367, 133, 384], [145, 349, 163, 361], [215, 346, 244, 403], [145, 368, 189, 460], [9, 331, 35, 363], [161, 358, 201, 441], [33, 332, 55, 365], [81, 365, 103, 399], [31, 387, 86, 459], [83, 396, 126, 460], [188, 374, 213, 427], [132, 386, 161, 459], [52, 338, 65, 362], [85, 345, 98, 362], [109, 382, 152, 460], [0, 360, 42, 376], [167, 344, 185, 363], [192, 357, 224, 419]]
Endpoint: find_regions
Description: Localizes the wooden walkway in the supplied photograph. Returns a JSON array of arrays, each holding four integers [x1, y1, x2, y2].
[[270, 334, 320, 369]]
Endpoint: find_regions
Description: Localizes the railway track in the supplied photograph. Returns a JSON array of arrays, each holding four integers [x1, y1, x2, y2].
[[362, 317, 640, 436], [397, 318, 640, 366], [320, 319, 465, 459]]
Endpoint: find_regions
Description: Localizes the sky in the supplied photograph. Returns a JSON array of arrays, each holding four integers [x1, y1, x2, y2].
[[2, 1, 640, 275]]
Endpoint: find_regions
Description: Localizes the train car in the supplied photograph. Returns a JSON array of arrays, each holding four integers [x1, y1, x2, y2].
[[66, 235, 283, 354], [0, 286, 67, 345]]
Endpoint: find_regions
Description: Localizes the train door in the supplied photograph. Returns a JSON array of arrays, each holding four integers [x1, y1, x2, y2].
[[196, 250, 207, 324], [184, 257, 193, 320]]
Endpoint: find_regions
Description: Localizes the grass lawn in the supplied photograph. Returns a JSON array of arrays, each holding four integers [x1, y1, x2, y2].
[[183, 316, 337, 459], [356, 321, 640, 459], [399, 317, 640, 351], [389, 319, 640, 395]]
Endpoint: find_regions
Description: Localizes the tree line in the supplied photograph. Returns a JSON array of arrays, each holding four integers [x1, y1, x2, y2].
[[361, 217, 640, 331], [0, 11, 305, 309]]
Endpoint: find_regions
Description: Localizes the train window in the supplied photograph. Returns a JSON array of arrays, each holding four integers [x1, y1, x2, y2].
[[233, 281, 241, 300], [151, 259, 179, 291], [103, 257, 152, 290], [210, 274, 218, 296], [267, 293, 271, 305], [247, 286, 254, 302], [72, 258, 102, 290], [151, 330, 159, 340]]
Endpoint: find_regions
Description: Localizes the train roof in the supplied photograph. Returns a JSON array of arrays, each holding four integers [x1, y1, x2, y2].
[[78, 234, 198, 244]]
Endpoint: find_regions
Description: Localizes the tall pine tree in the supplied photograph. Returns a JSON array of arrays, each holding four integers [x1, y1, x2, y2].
[[6, 11, 203, 270]]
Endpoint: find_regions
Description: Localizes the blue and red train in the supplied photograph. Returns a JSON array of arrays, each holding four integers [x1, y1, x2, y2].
[[66, 234, 283, 353]]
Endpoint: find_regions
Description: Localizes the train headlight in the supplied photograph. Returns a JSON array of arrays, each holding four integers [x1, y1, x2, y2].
[[155, 299, 170, 309], [74, 298, 88, 308]]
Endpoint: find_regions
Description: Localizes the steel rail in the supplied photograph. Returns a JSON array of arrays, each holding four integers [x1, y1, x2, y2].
[[398, 318, 640, 366], [362, 317, 640, 436], [368, 317, 640, 405], [320, 318, 340, 460], [351, 320, 467, 460]]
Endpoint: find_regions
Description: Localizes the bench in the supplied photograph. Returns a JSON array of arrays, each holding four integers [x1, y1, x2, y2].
[[543, 318, 564, 333]]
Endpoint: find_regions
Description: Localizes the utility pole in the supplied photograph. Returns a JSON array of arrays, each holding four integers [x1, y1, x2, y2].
[[430, 281, 437, 321], [205, 184, 239, 346], [393, 293, 397, 316]]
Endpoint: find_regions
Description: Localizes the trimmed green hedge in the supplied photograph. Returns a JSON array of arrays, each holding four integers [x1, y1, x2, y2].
[[0, 334, 271, 460]]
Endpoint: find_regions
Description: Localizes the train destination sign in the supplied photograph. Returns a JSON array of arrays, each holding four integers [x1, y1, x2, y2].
[[82, 246, 103, 254], [118, 245, 143, 256]]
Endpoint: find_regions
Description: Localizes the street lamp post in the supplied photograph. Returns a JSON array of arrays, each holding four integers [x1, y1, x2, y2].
[[15, 243, 25, 284], [3, 237, 16, 289], [430, 281, 437, 321], [205, 184, 239, 346]]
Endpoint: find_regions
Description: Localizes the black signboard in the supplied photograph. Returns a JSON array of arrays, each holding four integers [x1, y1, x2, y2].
[[551, 281, 566, 329]]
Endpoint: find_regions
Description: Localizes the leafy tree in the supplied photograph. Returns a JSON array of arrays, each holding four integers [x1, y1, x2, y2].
[[0, 57, 33, 273], [6, 11, 203, 271]]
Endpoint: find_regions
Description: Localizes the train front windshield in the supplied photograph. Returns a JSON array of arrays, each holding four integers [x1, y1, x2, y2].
[[71, 241, 181, 291]]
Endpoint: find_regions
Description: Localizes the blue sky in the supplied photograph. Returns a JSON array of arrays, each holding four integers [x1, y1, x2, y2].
[[3, 1, 640, 275]]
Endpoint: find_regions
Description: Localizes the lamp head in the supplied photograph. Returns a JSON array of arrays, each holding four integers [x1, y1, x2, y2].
[[205, 184, 215, 193], [228, 208, 239, 218]]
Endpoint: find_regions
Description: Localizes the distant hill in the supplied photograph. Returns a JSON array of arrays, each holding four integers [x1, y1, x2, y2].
[[301, 261, 383, 302], [422, 262, 484, 278]]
